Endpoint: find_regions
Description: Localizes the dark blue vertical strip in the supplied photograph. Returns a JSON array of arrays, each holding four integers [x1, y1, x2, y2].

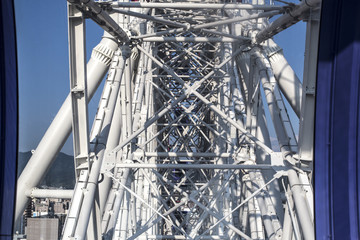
[[315, 0, 360, 239], [0, 0, 17, 239]]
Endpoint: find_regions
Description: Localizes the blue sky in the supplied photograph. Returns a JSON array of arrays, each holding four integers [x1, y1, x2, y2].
[[15, 0, 305, 155], [15, 0, 104, 154]]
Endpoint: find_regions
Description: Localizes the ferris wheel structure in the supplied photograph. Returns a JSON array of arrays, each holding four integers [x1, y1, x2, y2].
[[15, 0, 321, 239]]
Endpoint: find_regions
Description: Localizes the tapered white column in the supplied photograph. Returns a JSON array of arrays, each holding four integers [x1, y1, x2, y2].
[[264, 39, 303, 117]]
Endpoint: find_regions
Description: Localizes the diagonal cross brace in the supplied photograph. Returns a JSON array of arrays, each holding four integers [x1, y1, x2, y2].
[[108, 44, 245, 155], [137, 44, 273, 155]]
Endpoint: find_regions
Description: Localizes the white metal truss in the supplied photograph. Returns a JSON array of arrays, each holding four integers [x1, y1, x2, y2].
[[15, 0, 322, 239]]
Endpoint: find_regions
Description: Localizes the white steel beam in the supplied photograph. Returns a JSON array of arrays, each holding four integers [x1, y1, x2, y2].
[[133, 152, 232, 158], [263, 40, 303, 118], [68, 0, 129, 42], [141, 37, 242, 43], [115, 163, 283, 170], [255, 0, 322, 43], [192, 11, 280, 30], [254, 50, 297, 153], [110, 2, 284, 11], [113, 9, 188, 29], [297, 9, 320, 164], [27, 189, 74, 199], [68, 3, 91, 177]]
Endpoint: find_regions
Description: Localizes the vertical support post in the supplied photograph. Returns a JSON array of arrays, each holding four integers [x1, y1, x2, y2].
[[287, 170, 314, 240], [67, 2, 90, 178], [62, 4, 91, 239], [297, 9, 320, 166]]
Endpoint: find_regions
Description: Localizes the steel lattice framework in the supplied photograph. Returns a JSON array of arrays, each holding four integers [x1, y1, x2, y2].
[[15, 0, 321, 239]]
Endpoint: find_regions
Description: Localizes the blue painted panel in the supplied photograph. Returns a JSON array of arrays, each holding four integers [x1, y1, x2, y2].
[[315, 0, 360, 239], [0, 0, 17, 239]]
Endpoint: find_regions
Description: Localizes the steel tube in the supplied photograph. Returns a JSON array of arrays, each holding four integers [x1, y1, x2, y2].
[[119, 182, 131, 240], [287, 169, 314, 240], [282, 195, 296, 240], [73, 153, 104, 239], [255, 172, 283, 237], [201, 29, 250, 41], [246, 176, 259, 239], [254, 50, 296, 152], [133, 152, 232, 158], [193, 11, 280, 30], [98, 96, 122, 214], [113, 9, 188, 29], [254, 51, 314, 239], [264, 40, 303, 117], [27, 189, 74, 199], [133, 28, 184, 40], [142, 37, 241, 43], [256, 0, 321, 43], [244, 58, 284, 225], [105, 168, 131, 234], [138, 236, 228, 240], [115, 163, 280, 170], [188, 167, 234, 237], [98, 47, 132, 214], [132, 50, 147, 132], [249, 172, 276, 240], [111, 2, 284, 10], [69, 0, 129, 42]]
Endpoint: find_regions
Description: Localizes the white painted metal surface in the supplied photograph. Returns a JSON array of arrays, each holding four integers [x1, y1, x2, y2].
[[16, 0, 321, 239]]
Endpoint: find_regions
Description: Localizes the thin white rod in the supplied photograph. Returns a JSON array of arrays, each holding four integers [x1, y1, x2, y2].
[[111, 2, 284, 10], [28, 189, 74, 199], [193, 10, 280, 30], [282, 181, 301, 240], [139, 236, 228, 240], [141, 37, 241, 43], [113, 9, 188, 29], [201, 29, 251, 41], [133, 28, 184, 40], [133, 152, 232, 158], [115, 163, 278, 170]]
